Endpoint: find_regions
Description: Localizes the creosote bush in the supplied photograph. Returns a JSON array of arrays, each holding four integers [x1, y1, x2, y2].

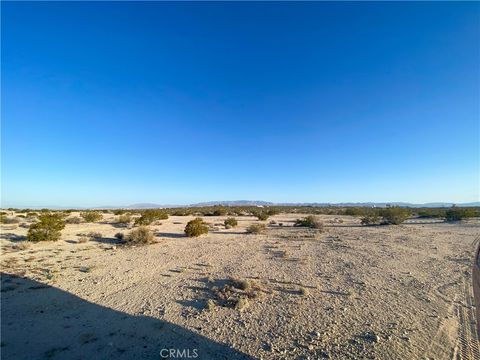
[[212, 207, 228, 216], [134, 209, 168, 226], [80, 211, 103, 223], [27, 213, 65, 242], [294, 215, 324, 230], [256, 212, 269, 221], [361, 214, 380, 226], [445, 207, 478, 222], [246, 223, 266, 234], [184, 218, 209, 237], [125, 226, 154, 245], [379, 207, 411, 225], [224, 217, 238, 228]]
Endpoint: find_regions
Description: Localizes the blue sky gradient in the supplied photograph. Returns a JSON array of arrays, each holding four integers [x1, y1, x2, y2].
[[2, 2, 479, 207]]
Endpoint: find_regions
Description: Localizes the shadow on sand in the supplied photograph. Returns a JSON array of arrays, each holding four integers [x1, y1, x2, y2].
[[155, 232, 186, 239], [0, 233, 27, 242], [1, 273, 254, 360]]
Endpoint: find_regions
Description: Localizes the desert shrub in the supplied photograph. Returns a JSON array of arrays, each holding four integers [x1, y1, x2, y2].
[[344, 207, 370, 216], [77, 231, 102, 242], [224, 217, 238, 228], [185, 218, 209, 237], [299, 286, 310, 296], [212, 207, 228, 216], [257, 213, 269, 221], [445, 207, 478, 222], [380, 207, 411, 225], [87, 232, 102, 239], [294, 215, 324, 230], [114, 232, 124, 240], [65, 216, 82, 224], [26, 212, 38, 218], [115, 214, 132, 225], [0, 215, 20, 224], [251, 210, 269, 221], [113, 210, 126, 215], [134, 209, 168, 225], [361, 214, 380, 225], [246, 223, 266, 234], [234, 297, 250, 312], [172, 209, 189, 216], [126, 226, 154, 245], [80, 211, 103, 223], [416, 208, 445, 218], [27, 213, 65, 242], [266, 208, 280, 216], [78, 236, 89, 243]]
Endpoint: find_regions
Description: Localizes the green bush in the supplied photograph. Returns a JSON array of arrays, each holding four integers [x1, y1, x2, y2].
[[345, 207, 375, 217], [269, 208, 281, 215], [134, 209, 168, 226], [212, 207, 228, 216], [80, 211, 103, 223], [361, 214, 380, 225], [251, 210, 269, 221], [126, 226, 154, 245], [27, 213, 65, 242], [113, 210, 126, 215], [294, 215, 324, 230], [224, 217, 238, 228], [379, 207, 411, 225], [416, 208, 445, 218], [445, 207, 478, 222], [172, 209, 189, 216], [185, 218, 209, 237], [246, 223, 266, 234]]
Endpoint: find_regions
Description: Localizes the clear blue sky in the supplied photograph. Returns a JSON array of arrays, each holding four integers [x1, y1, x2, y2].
[[2, 2, 479, 207]]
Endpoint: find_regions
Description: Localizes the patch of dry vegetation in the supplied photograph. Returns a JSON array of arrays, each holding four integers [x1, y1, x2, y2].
[[246, 223, 266, 234], [80, 211, 103, 223], [208, 278, 269, 312], [294, 215, 324, 230], [125, 226, 154, 245], [134, 209, 168, 226], [184, 218, 209, 237], [224, 217, 238, 228], [65, 216, 82, 224]]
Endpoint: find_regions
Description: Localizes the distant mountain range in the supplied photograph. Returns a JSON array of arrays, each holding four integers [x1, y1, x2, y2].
[[125, 200, 480, 209], [5, 200, 479, 210]]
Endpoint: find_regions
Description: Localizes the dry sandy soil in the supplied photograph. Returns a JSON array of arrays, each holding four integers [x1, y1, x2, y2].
[[1, 213, 479, 360]]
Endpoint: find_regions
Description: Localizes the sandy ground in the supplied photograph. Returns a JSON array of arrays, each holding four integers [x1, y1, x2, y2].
[[1, 213, 479, 360]]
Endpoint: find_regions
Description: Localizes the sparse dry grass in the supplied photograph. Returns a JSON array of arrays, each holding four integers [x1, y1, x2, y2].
[[246, 223, 266, 234], [125, 226, 154, 245]]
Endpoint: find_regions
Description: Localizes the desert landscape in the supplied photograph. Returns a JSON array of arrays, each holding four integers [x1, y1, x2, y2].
[[2, 2, 479, 360], [1, 209, 479, 359]]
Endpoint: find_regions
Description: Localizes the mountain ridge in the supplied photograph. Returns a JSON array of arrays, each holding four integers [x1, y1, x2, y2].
[[9, 200, 478, 210]]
